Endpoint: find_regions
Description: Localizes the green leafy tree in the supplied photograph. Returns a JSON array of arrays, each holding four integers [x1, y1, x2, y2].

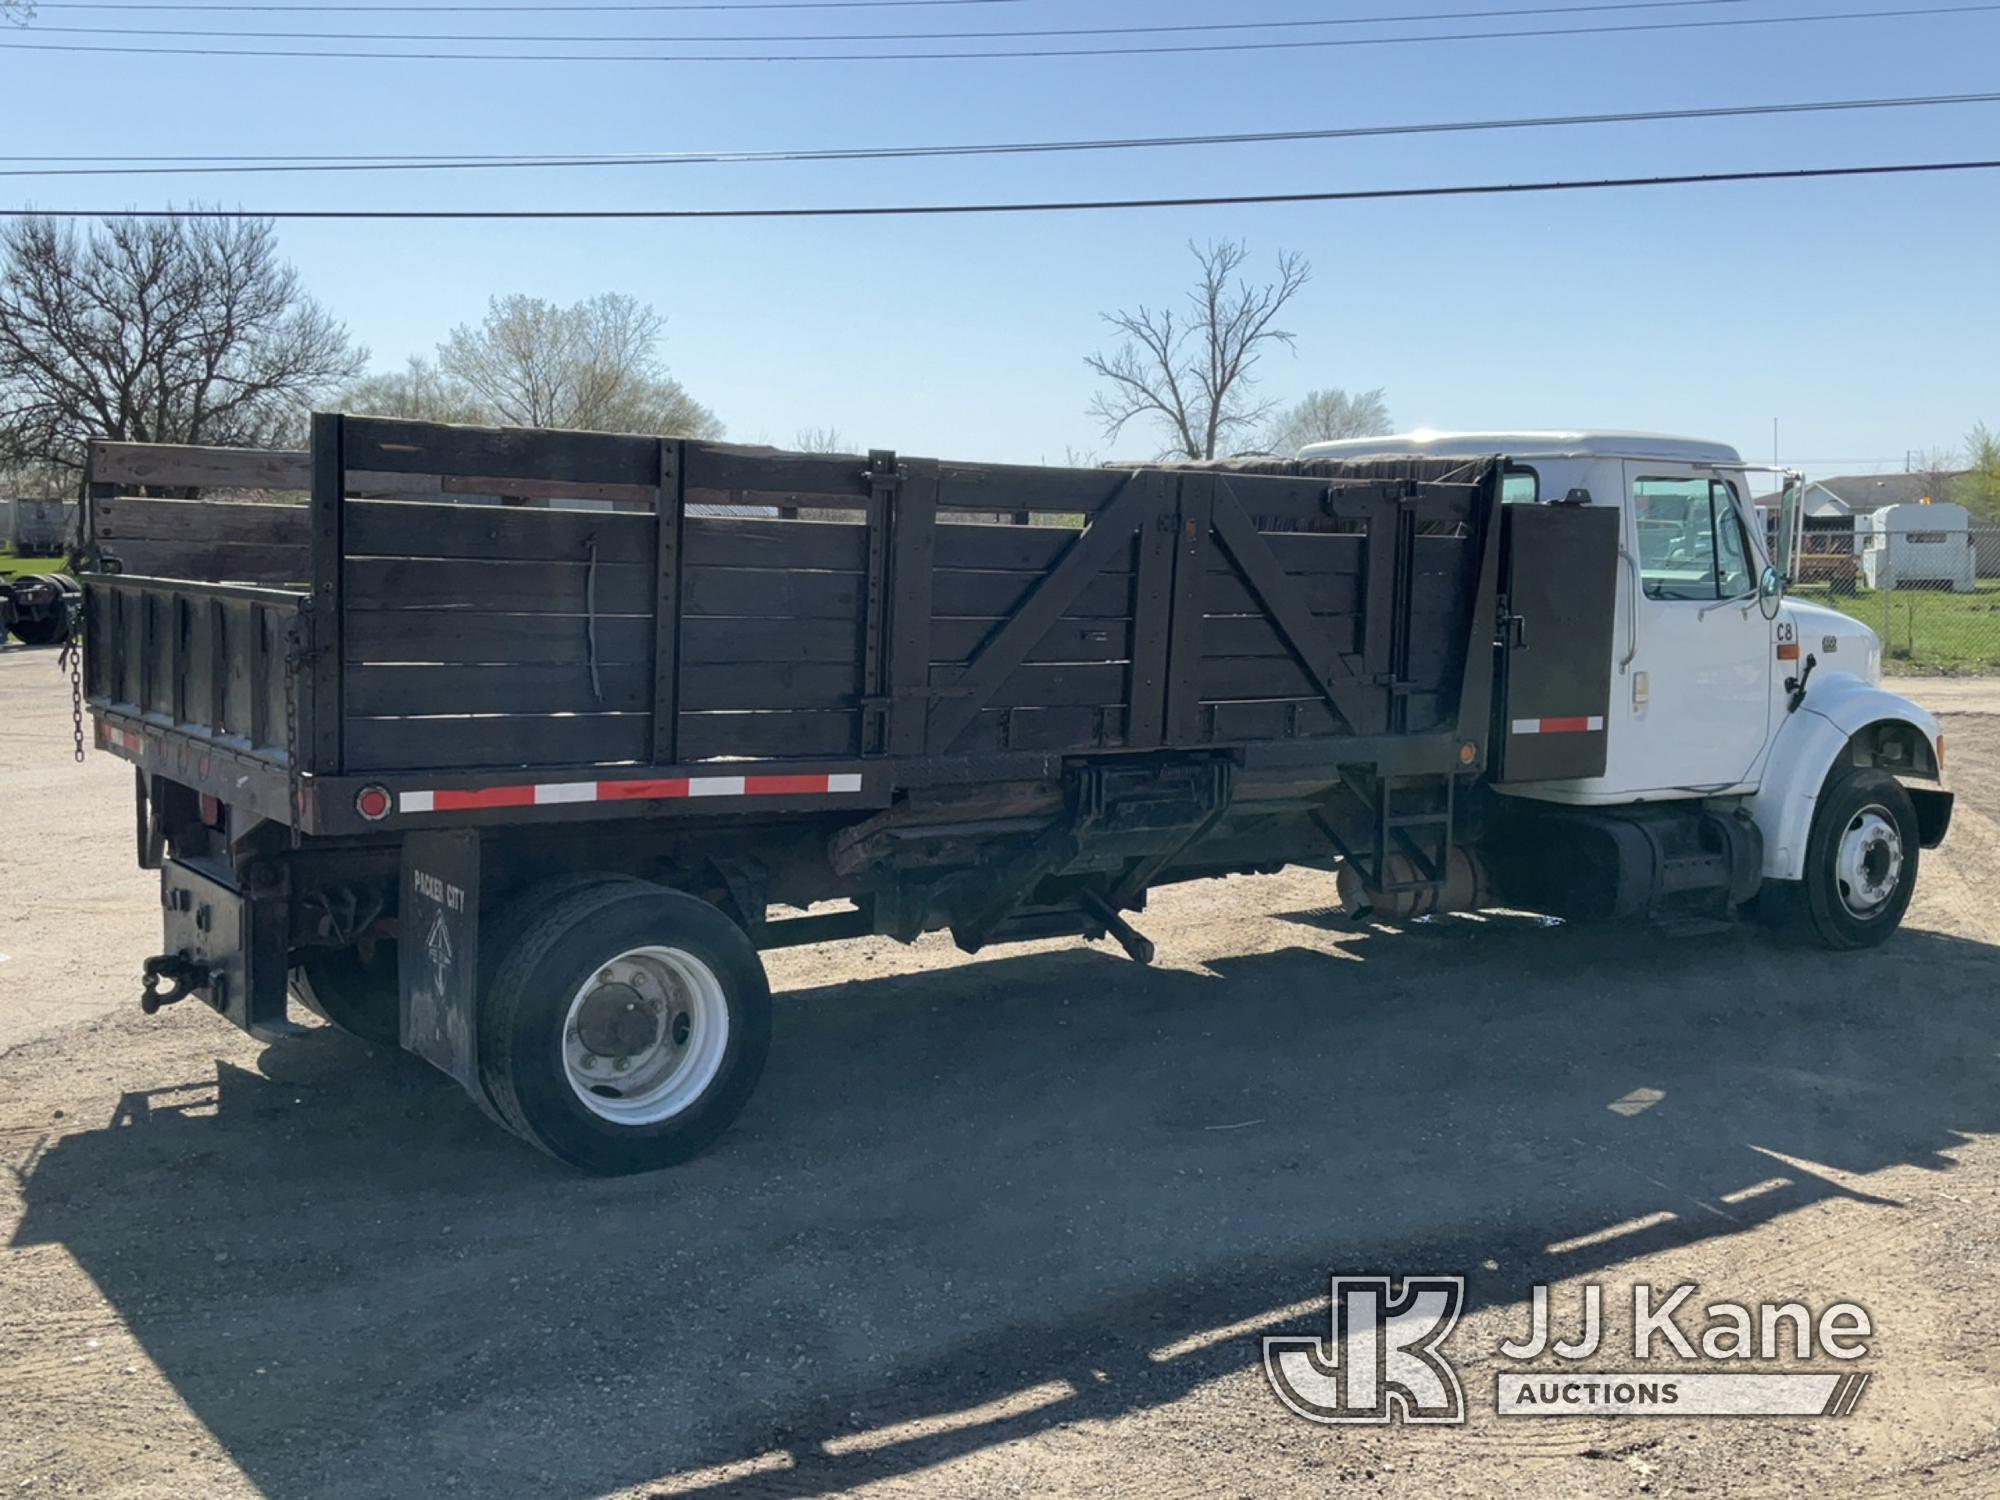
[[1962, 421, 2000, 519]]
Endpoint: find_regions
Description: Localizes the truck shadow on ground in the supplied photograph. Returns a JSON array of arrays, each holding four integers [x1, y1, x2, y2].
[[13, 913, 2000, 1497]]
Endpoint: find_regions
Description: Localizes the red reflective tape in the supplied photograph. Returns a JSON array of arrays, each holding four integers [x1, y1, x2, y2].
[[742, 774, 832, 796], [1777, 642, 1801, 661], [432, 785, 537, 811], [597, 778, 691, 802], [1538, 716, 1594, 734]]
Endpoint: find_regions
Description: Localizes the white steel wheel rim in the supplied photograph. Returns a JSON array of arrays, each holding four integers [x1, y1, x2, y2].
[[560, 945, 730, 1125], [1834, 805, 1904, 920]]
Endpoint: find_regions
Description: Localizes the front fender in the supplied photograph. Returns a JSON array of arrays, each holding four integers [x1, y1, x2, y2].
[[1748, 674, 1945, 881]]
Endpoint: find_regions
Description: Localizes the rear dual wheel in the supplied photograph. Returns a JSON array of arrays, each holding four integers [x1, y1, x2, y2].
[[478, 881, 771, 1174]]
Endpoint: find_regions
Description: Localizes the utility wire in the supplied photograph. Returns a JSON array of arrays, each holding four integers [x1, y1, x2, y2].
[[15, 0, 1767, 45], [9, 159, 1996, 219], [4, 91, 1998, 178], [27, 1, 1031, 10], [3, 2, 1996, 60]]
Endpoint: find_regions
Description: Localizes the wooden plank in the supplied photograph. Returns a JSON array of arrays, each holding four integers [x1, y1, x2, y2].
[[679, 709, 860, 761], [682, 514, 870, 572], [929, 615, 1131, 666], [346, 499, 652, 564], [886, 465, 939, 756], [344, 713, 652, 772], [935, 463, 1134, 516], [684, 486, 867, 515], [684, 443, 869, 500], [1197, 656, 1326, 702], [1201, 569, 1360, 618], [1203, 532, 1365, 575], [1200, 614, 1360, 659], [310, 413, 345, 773], [930, 661, 1129, 710], [926, 477, 1143, 752], [680, 660, 859, 712], [951, 704, 1129, 754], [345, 662, 650, 717], [346, 609, 652, 666], [928, 569, 1134, 622], [344, 557, 655, 614], [652, 440, 683, 764], [344, 416, 659, 488], [88, 441, 312, 492], [681, 566, 863, 621], [93, 496, 309, 546], [932, 522, 1102, 574], [94, 538, 308, 588], [1209, 481, 1380, 736], [683, 616, 861, 666]]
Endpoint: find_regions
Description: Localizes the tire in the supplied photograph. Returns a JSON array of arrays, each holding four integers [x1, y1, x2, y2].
[[7, 610, 69, 646], [293, 942, 402, 1046], [1781, 767, 1921, 950], [478, 881, 771, 1174]]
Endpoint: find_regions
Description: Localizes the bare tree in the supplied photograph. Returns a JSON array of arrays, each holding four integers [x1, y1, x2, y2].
[[0, 213, 363, 478], [793, 426, 850, 454], [341, 355, 489, 427], [1264, 387, 1391, 454], [439, 292, 721, 438], [1086, 240, 1311, 461], [1909, 446, 1962, 508]]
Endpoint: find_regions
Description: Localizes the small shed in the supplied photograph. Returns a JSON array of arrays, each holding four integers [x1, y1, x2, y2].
[[1860, 502, 1975, 592]]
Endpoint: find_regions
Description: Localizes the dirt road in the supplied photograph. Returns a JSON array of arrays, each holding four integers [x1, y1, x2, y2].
[[3, 643, 1998, 1499]]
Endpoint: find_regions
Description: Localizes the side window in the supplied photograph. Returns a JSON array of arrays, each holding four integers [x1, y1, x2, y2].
[[1712, 480, 1753, 598], [1634, 476, 1754, 600], [1501, 466, 1539, 504]]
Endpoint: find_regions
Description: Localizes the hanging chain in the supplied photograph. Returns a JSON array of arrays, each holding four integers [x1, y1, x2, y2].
[[57, 596, 86, 764]]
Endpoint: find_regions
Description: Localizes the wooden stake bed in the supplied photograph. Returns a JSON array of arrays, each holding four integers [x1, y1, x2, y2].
[[80, 414, 1511, 837]]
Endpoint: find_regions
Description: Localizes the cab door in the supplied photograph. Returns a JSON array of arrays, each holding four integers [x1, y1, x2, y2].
[[1613, 463, 1772, 792]]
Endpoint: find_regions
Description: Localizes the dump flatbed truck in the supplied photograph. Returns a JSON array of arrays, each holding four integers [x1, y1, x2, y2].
[[75, 418, 1952, 1173]]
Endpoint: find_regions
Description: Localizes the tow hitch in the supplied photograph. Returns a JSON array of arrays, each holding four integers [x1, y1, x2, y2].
[[140, 952, 216, 1014]]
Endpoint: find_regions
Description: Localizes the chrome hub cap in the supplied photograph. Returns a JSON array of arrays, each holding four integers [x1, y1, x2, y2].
[[1835, 806, 1903, 919], [561, 946, 729, 1124]]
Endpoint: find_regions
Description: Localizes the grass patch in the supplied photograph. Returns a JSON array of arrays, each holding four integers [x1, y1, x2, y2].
[[0, 550, 69, 579], [1799, 579, 2000, 675]]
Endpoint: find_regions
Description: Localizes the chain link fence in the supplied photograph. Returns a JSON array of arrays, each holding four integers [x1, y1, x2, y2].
[[1788, 522, 2000, 676]]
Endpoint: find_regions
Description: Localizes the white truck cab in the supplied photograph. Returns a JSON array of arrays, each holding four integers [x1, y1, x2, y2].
[[1301, 430, 1952, 947]]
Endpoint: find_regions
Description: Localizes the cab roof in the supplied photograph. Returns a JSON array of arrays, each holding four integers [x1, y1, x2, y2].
[[1297, 430, 1746, 465]]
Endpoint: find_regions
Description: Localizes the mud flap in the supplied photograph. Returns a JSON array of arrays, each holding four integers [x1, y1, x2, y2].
[[399, 830, 481, 1093]]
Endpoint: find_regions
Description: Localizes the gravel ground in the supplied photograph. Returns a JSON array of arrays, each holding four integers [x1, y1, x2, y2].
[[2, 641, 1997, 1499]]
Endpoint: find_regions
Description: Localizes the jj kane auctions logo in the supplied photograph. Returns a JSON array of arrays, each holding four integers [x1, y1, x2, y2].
[[1265, 1277, 1874, 1424]]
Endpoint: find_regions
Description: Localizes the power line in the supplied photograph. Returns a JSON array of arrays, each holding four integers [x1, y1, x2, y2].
[[5, 90, 1999, 178], [15, 0, 1766, 45], [9, 158, 1996, 219], [3, 1, 1998, 60], [29, 1, 1028, 10]]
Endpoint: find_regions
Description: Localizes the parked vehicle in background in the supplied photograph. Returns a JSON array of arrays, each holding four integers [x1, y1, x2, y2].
[[74, 419, 1951, 1174]]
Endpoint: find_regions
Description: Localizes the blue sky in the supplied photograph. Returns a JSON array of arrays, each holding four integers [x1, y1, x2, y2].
[[2, 0, 1996, 477]]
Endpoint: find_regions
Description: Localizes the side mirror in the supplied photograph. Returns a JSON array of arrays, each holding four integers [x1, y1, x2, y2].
[[1758, 563, 1784, 619]]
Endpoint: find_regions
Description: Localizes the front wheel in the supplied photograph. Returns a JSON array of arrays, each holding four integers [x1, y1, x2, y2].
[[1776, 767, 1920, 950], [478, 881, 771, 1174]]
